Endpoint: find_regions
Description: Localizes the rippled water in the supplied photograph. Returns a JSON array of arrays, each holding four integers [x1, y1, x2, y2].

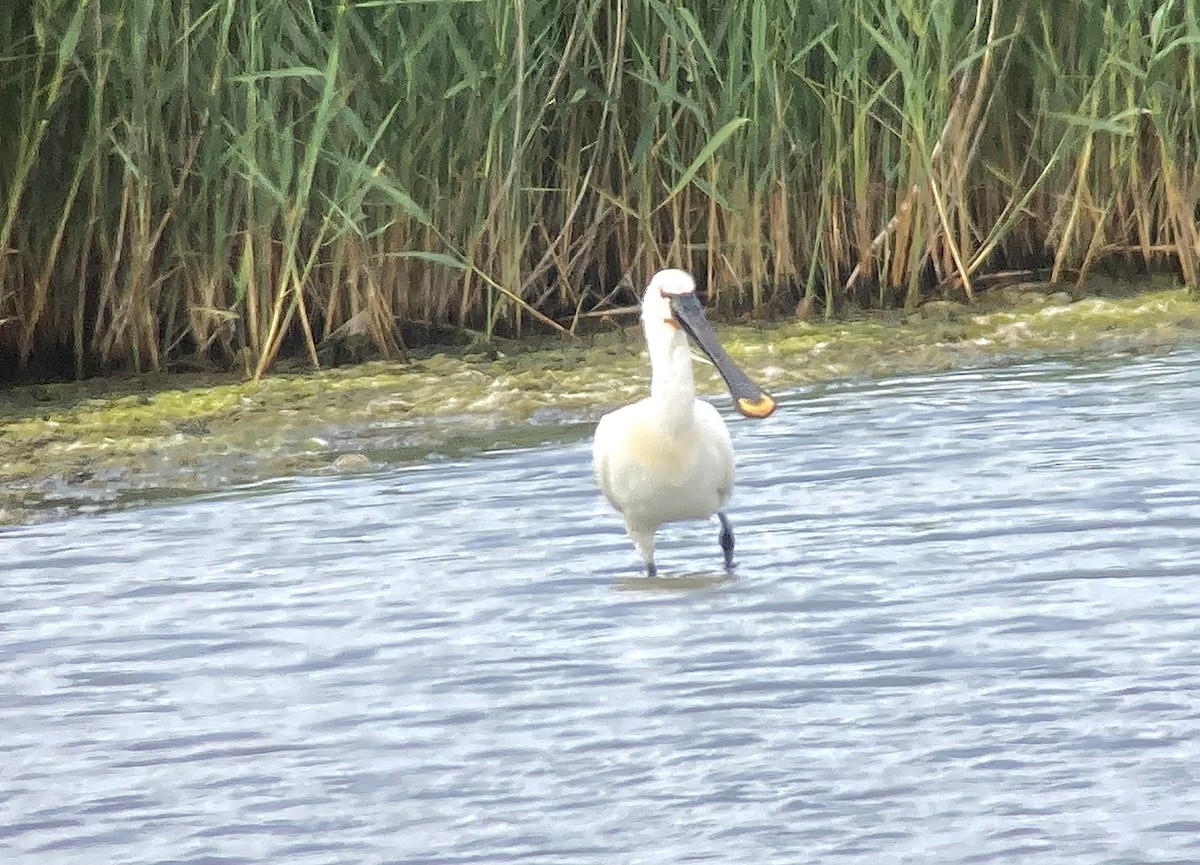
[[4, 350, 1200, 865]]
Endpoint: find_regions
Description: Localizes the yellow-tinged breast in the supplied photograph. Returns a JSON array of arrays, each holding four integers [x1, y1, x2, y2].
[[617, 415, 702, 482]]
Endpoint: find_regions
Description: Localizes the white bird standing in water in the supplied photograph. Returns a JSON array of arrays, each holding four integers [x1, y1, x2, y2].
[[592, 269, 777, 576]]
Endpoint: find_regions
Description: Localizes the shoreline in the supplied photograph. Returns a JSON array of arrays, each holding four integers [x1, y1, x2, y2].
[[2, 276, 1198, 526]]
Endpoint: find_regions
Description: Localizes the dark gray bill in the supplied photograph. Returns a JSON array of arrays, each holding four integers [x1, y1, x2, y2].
[[670, 293, 777, 419]]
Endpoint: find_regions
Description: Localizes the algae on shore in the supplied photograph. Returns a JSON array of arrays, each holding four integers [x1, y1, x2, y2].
[[2, 279, 1197, 526]]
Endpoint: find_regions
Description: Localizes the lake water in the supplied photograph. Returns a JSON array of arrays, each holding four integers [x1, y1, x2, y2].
[[3, 349, 1200, 864]]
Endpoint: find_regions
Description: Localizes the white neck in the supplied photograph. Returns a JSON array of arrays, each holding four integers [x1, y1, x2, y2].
[[647, 325, 695, 436]]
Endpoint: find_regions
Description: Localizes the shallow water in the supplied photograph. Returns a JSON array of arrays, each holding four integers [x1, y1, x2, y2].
[[3, 349, 1200, 865]]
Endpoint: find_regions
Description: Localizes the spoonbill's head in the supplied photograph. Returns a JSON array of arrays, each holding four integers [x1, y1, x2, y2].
[[640, 268, 697, 342], [641, 269, 777, 420]]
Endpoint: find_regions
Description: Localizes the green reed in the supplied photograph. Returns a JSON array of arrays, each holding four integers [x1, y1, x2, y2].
[[0, 0, 1196, 378]]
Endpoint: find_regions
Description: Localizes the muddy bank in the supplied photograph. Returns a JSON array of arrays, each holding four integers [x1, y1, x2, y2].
[[2, 276, 1197, 525]]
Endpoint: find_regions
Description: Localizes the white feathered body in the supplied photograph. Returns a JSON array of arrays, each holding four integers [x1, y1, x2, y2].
[[593, 397, 733, 531]]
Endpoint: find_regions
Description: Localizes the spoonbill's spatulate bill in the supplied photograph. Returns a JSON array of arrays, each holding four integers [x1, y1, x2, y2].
[[592, 269, 776, 577]]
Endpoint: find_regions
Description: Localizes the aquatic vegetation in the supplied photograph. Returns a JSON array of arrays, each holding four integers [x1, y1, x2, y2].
[[2, 281, 1199, 525], [1, 1, 1198, 379]]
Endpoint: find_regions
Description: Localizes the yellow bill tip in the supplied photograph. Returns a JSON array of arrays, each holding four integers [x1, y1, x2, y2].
[[736, 394, 777, 419]]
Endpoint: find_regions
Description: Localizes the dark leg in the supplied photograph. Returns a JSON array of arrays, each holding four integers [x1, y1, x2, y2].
[[718, 512, 735, 569], [647, 561, 657, 578]]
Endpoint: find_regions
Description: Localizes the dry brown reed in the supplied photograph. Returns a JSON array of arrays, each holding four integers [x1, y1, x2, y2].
[[0, 0, 1196, 379]]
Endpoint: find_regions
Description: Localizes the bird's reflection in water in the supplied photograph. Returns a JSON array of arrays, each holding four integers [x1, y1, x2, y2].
[[612, 569, 736, 593]]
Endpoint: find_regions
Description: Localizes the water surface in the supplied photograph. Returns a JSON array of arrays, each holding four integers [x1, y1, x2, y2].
[[3, 350, 1200, 864]]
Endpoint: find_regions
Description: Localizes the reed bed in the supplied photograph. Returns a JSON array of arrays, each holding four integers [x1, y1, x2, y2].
[[1, 0, 1197, 379]]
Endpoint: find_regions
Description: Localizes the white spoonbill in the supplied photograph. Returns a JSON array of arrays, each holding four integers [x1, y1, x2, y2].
[[592, 268, 776, 576]]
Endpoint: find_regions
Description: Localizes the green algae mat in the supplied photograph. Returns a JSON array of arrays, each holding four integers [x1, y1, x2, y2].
[[3, 279, 1198, 525]]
